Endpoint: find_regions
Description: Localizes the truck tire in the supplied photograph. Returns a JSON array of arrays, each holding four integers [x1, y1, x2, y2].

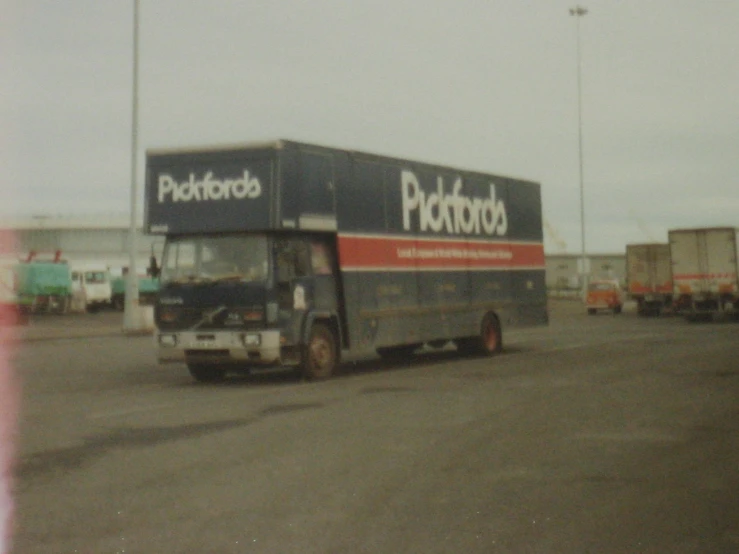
[[54, 296, 69, 315], [187, 363, 227, 383], [301, 323, 338, 380], [456, 313, 502, 356], [112, 295, 125, 311], [480, 313, 502, 354]]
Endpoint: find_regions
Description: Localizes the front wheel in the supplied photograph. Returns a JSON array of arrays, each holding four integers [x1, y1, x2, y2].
[[301, 323, 338, 380], [187, 363, 227, 383]]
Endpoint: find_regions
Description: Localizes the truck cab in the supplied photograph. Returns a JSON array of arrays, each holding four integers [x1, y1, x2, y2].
[[585, 279, 623, 315], [155, 232, 342, 382], [71, 265, 113, 312]]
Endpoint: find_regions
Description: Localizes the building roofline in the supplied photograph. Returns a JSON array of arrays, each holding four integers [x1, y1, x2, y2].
[[0, 214, 143, 230]]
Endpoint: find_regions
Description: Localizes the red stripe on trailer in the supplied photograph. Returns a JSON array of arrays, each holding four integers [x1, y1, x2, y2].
[[337, 234, 545, 271], [629, 283, 673, 294]]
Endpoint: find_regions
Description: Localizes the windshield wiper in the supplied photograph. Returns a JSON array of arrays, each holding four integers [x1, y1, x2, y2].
[[164, 272, 261, 286], [163, 274, 208, 286]]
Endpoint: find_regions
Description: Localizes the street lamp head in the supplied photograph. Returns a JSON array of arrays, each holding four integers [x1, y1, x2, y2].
[[569, 6, 588, 16]]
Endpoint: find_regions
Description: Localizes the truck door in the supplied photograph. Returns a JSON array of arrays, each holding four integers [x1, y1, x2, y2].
[[704, 228, 737, 295], [275, 236, 340, 344], [670, 231, 701, 296], [275, 238, 312, 328]]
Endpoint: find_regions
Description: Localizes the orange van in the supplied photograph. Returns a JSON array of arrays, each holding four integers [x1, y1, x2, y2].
[[585, 279, 623, 315]]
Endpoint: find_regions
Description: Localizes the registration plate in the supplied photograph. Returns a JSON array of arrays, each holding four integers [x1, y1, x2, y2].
[[192, 340, 216, 348], [192, 335, 217, 348]]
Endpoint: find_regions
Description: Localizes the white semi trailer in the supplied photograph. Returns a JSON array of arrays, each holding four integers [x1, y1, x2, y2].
[[625, 243, 673, 316], [669, 227, 739, 321]]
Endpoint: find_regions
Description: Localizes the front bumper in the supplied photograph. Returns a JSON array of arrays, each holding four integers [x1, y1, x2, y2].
[[156, 329, 283, 365]]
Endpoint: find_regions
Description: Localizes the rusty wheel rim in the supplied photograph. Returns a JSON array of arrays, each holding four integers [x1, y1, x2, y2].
[[310, 337, 333, 371], [483, 321, 498, 352]]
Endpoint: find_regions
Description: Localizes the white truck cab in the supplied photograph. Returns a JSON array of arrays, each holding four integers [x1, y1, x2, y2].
[[71, 265, 112, 312]]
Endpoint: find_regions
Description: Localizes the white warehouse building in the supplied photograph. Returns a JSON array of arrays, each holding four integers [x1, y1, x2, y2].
[[0, 214, 163, 272]]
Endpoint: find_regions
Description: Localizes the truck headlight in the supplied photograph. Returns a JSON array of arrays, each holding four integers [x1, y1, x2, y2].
[[158, 334, 177, 347], [241, 333, 261, 347]]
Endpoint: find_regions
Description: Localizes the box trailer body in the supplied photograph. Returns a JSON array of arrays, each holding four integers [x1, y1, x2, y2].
[[15, 261, 73, 314], [145, 140, 548, 382], [625, 243, 673, 316], [669, 227, 739, 319]]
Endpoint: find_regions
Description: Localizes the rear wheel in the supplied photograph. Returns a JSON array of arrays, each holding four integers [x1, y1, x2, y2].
[[301, 323, 338, 380], [480, 313, 502, 354], [587, 308, 597, 315], [187, 363, 227, 383], [613, 305, 622, 315], [456, 313, 502, 356]]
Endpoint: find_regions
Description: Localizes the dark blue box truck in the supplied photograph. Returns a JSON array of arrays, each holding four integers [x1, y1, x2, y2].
[[145, 140, 548, 383]]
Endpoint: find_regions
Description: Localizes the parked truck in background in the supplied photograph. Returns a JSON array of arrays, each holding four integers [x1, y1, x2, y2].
[[70, 264, 113, 312], [145, 140, 548, 383], [625, 243, 673, 316], [110, 272, 160, 311], [669, 227, 739, 321], [15, 251, 73, 314]]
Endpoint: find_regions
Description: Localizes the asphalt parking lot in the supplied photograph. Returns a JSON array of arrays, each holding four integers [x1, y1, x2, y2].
[[9, 298, 739, 553]]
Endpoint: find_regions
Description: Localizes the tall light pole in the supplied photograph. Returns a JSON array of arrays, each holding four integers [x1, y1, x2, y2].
[[123, 0, 141, 332], [570, 5, 588, 296]]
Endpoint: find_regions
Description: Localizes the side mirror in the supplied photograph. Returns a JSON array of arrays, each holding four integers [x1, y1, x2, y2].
[[148, 256, 160, 278]]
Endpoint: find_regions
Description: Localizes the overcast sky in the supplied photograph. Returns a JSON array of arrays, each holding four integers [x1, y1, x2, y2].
[[2, 0, 737, 253]]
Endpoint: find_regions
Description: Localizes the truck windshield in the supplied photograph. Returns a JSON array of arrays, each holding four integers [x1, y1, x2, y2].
[[161, 234, 269, 285], [84, 271, 108, 284]]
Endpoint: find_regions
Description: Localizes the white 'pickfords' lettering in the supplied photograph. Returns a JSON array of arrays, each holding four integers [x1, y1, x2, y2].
[[401, 170, 507, 236], [157, 171, 262, 203]]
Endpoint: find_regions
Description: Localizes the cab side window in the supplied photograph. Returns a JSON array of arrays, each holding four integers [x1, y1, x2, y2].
[[276, 239, 311, 283], [310, 240, 334, 275]]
